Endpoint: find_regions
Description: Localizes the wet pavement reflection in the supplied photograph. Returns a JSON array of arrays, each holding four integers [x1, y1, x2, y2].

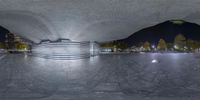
[[0, 53, 200, 100]]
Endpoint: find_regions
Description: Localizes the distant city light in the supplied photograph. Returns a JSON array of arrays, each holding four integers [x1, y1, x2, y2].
[[170, 20, 185, 25], [184, 46, 187, 49], [152, 45, 155, 48], [174, 45, 178, 49]]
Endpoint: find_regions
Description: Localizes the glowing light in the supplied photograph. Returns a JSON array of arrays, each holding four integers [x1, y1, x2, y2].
[[184, 46, 187, 49], [32, 40, 99, 60], [151, 59, 158, 63], [174, 45, 178, 49], [170, 20, 185, 25], [152, 45, 155, 48]]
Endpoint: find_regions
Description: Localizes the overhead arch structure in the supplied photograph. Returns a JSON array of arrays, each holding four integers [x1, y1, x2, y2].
[[0, 11, 58, 43], [0, 0, 200, 43]]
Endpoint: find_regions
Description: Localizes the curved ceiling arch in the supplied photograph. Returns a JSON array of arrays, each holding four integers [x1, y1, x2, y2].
[[0, 10, 58, 43], [0, 0, 200, 42], [75, 19, 145, 42]]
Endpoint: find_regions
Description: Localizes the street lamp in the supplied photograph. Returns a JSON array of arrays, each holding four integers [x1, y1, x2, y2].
[[174, 45, 178, 49], [152, 45, 155, 49]]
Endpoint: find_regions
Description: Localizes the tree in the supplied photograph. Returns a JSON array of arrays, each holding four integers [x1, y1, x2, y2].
[[174, 34, 186, 51], [100, 41, 114, 48], [116, 42, 128, 50], [0, 42, 5, 49], [194, 40, 200, 49], [100, 41, 128, 52], [186, 39, 195, 51], [143, 41, 150, 51], [157, 38, 167, 50], [15, 42, 28, 50], [167, 43, 173, 50]]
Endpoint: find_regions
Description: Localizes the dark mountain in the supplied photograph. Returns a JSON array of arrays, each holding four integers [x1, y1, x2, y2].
[[119, 20, 200, 47], [0, 26, 9, 42]]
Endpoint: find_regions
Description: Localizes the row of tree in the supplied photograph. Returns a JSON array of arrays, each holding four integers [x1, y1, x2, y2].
[[100, 33, 200, 52], [100, 41, 128, 50], [143, 34, 200, 52], [0, 32, 29, 51], [0, 42, 28, 50]]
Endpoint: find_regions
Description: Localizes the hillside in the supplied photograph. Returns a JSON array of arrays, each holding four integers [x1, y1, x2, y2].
[[0, 26, 9, 42], [120, 20, 200, 47]]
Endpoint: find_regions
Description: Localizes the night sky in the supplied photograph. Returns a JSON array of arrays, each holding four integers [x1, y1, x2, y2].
[[121, 20, 200, 47], [0, 26, 9, 42], [1, 20, 200, 44]]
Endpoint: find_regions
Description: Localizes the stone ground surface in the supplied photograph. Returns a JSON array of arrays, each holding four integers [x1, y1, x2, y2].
[[1, 53, 200, 100]]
